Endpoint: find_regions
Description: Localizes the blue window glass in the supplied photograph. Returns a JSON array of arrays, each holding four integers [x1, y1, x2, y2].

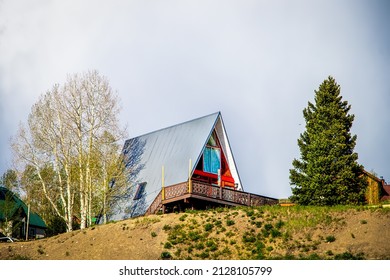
[[203, 147, 221, 174]]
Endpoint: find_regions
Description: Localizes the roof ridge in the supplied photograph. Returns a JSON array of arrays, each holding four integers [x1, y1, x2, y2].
[[126, 111, 220, 141]]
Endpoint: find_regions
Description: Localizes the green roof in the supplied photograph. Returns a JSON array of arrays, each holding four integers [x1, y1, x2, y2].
[[0, 186, 46, 228]]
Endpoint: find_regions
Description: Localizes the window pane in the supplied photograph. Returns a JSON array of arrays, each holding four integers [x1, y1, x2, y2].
[[203, 147, 220, 174], [203, 148, 211, 173], [210, 148, 221, 174]]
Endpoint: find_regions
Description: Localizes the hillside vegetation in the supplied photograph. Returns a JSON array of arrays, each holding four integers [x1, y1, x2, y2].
[[1, 206, 389, 260]]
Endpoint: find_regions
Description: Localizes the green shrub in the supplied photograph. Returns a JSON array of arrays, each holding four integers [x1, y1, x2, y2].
[[204, 223, 213, 232], [161, 251, 172, 260], [253, 241, 265, 259], [334, 252, 365, 260], [222, 247, 232, 256], [173, 224, 183, 230], [167, 224, 186, 245], [9, 255, 31, 260], [195, 242, 205, 250], [264, 223, 273, 231], [208, 243, 218, 252], [306, 253, 321, 260], [164, 242, 173, 249], [271, 229, 282, 238], [282, 232, 291, 241], [163, 224, 172, 231], [226, 219, 235, 226], [199, 251, 210, 259], [214, 220, 222, 227], [226, 231, 235, 237], [326, 250, 334, 256], [179, 214, 188, 221], [325, 235, 336, 243], [188, 230, 201, 241], [206, 240, 215, 247], [261, 229, 270, 238], [242, 232, 256, 243], [174, 248, 182, 257], [215, 207, 227, 213], [246, 209, 255, 217], [275, 220, 285, 229], [151, 231, 157, 238]]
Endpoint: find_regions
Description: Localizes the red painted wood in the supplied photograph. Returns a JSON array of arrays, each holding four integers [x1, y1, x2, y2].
[[193, 169, 235, 184]]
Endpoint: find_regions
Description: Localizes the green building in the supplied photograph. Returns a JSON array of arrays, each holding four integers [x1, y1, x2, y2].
[[0, 186, 46, 239]]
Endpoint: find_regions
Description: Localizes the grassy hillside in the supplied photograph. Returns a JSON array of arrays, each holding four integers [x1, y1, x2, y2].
[[1, 206, 389, 260]]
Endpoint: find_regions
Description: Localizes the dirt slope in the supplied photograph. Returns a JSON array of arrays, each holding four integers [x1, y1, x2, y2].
[[1, 206, 389, 260]]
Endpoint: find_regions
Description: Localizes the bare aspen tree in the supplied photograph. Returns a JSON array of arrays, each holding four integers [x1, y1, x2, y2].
[[12, 70, 127, 231], [12, 88, 76, 231], [62, 71, 124, 229], [95, 131, 129, 224]]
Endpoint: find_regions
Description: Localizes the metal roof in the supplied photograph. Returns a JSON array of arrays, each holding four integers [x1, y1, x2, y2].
[[110, 112, 243, 220], [0, 186, 47, 228]]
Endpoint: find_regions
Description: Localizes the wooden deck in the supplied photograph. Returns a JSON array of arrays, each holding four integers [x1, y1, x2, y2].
[[146, 181, 278, 215]]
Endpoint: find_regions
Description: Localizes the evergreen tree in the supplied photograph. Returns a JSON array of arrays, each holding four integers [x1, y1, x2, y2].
[[289, 76, 367, 205]]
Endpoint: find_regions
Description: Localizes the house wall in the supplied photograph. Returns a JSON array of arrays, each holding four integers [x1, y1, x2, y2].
[[365, 175, 381, 205], [29, 226, 46, 239]]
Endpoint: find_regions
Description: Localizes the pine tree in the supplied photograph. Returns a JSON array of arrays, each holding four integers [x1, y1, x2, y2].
[[289, 76, 367, 205]]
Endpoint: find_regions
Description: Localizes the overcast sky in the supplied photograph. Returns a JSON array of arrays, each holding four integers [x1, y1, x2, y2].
[[0, 0, 389, 199]]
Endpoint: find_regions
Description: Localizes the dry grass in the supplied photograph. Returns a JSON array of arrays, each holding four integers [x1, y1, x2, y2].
[[1, 206, 389, 260]]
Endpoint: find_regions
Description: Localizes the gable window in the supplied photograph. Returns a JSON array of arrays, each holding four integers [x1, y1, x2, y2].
[[207, 132, 218, 147], [133, 182, 147, 200], [203, 146, 221, 174]]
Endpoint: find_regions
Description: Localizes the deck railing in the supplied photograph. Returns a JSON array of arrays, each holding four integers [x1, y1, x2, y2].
[[146, 189, 163, 215], [191, 181, 278, 206], [146, 181, 278, 214]]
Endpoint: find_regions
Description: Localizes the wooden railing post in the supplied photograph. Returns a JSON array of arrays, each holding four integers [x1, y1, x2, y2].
[[162, 165, 165, 201], [188, 159, 192, 194]]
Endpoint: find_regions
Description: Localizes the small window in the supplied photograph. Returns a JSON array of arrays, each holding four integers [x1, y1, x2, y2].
[[133, 182, 147, 200], [203, 147, 221, 174], [207, 131, 218, 147]]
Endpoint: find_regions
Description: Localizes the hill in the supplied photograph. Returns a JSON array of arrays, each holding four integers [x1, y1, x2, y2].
[[1, 206, 389, 260]]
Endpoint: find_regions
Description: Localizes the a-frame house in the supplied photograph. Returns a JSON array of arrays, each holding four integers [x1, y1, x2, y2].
[[110, 112, 277, 221]]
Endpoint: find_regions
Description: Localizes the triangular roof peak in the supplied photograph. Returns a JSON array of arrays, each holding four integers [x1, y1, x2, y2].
[[112, 112, 242, 219]]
